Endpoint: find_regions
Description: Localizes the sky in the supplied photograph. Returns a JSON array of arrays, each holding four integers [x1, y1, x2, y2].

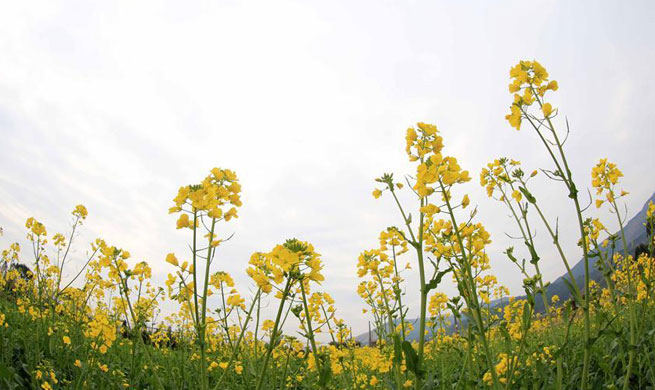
[[1, 0, 654, 339]]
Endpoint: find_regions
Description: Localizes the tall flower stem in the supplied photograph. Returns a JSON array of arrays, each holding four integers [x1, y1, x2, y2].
[[388, 182, 428, 390], [299, 281, 328, 389], [255, 278, 292, 390], [198, 218, 216, 390], [521, 91, 593, 390], [439, 179, 501, 390]]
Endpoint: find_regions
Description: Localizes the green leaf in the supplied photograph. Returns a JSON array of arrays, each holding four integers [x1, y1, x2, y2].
[[518, 186, 536, 204], [525, 241, 540, 264], [500, 322, 510, 339], [521, 301, 532, 329], [568, 182, 578, 199], [318, 363, 332, 387], [424, 267, 452, 293], [505, 247, 518, 263], [392, 334, 403, 366], [402, 341, 425, 379]]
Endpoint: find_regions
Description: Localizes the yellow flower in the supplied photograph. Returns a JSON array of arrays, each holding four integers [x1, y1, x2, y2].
[[511, 190, 522, 203], [461, 194, 470, 208], [261, 320, 275, 332], [420, 203, 441, 216], [63, 335, 71, 345], [227, 294, 245, 308], [224, 207, 239, 221], [541, 103, 553, 117], [73, 204, 88, 219], [370, 376, 379, 386], [165, 253, 179, 267], [53, 233, 66, 247], [26, 217, 47, 237], [505, 105, 522, 130], [176, 213, 190, 229], [74, 360, 82, 368], [208, 208, 223, 219], [372, 189, 382, 199], [508, 79, 521, 93], [522, 88, 534, 105]]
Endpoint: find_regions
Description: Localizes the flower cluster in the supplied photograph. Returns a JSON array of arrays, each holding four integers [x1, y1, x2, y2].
[[25, 217, 47, 240], [591, 158, 627, 208], [170, 168, 242, 229], [505, 60, 559, 130], [85, 311, 117, 354], [480, 158, 537, 200], [247, 239, 324, 296]]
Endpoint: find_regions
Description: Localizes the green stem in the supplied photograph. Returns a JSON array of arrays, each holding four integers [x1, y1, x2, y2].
[[375, 273, 403, 390], [388, 182, 428, 389], [299, 280, 327, 389], [391, 245, 407, 342], [255, 278, 293, 390], [521, 94, 592, 389], [496, 176, 550, 314], [198, 218, 217, 390]]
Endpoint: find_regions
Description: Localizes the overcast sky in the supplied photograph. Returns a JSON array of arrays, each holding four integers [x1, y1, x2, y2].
[[1, 1, 654, 338]]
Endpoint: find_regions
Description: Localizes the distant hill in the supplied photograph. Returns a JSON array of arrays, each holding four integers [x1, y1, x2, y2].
[[356, 191, 655, 344]]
